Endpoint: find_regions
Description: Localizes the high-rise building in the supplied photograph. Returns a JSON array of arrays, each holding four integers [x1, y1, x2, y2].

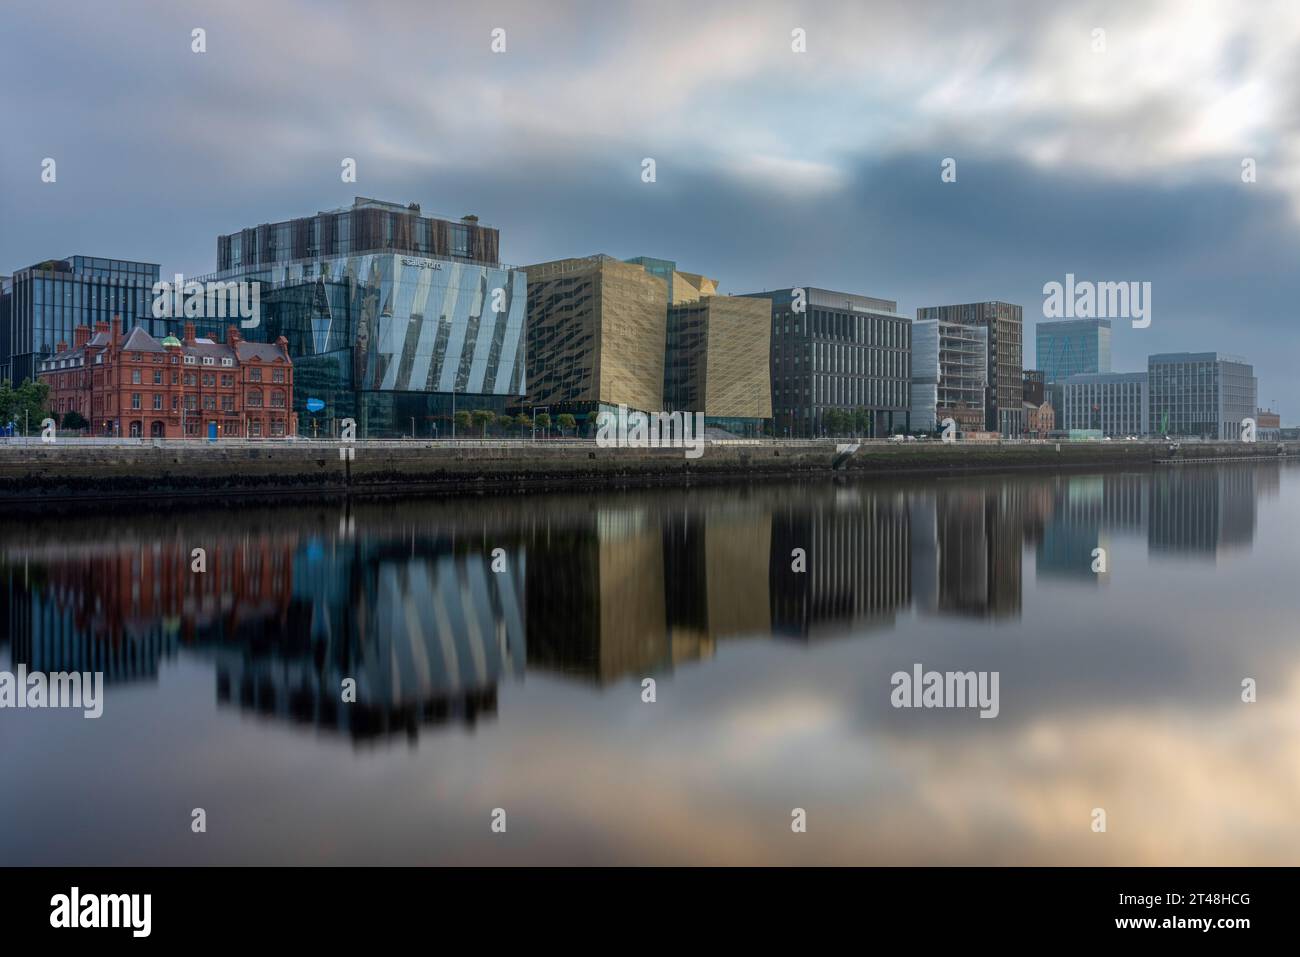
[[741, 287, 911, 437], [1147, 352, 1257, 439], [204, 197, 526, 437], [521, 255, 669, 422], [917, 301, 1024, 435], [1, 256, 161, 385], [1036, 318, 1111, 383], [910, 319, 987, 433], [1061, 372, 1149, 436]]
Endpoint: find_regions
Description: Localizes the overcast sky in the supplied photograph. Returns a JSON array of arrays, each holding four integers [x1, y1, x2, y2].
[[2, 0, 1297, 413]]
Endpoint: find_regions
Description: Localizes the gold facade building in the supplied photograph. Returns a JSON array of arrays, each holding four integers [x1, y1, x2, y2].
[[521, 255, 669, 415], [665, 295, 773, 430]]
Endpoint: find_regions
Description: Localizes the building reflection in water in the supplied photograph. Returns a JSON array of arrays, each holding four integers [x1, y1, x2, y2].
[[0, 463, 1276, 744]]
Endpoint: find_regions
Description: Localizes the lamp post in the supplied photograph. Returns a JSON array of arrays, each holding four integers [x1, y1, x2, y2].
[[532, 405, 548, 441]]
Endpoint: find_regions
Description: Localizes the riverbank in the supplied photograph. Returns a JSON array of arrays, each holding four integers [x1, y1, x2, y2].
[[0, 438, 1294, 509]]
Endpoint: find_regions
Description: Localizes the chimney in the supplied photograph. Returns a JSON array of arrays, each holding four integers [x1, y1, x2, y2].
[[276, 335, 289, 355], [56, 339, 68, 354], [74, 325, 92, 348], [184, 322, 197, 346], [226, 325, 242, 346], [93, 320, 109, 336]]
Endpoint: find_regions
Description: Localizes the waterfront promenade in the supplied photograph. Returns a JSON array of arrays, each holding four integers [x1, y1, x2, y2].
[[1, 437, 1294, 508]]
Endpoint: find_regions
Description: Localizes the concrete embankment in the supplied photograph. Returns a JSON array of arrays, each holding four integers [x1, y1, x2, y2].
[[0, 439, 1293, 509]]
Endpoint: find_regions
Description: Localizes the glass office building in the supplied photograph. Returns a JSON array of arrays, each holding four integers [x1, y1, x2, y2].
[[205, 198, 526, 437], [1, 256, 161, 385], [1148, 352, 1257, 440], [1036, 318, 1111, 384]]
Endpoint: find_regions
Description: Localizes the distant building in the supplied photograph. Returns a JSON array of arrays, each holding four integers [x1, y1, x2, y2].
[[38, 321, 295, 439], [1036, 318, 1111, 383], [1023, 369, 1046, 406], [911, 318, 987, 433], [2, 256, 161, 386], [742, 286, 911, 437], [1024, 401, 1055, 438], [1255, 408, 1281, 441], [1062, 372, 1149, 436], [1148, 353, 1257, 439], [917, 301, 1023, 435]]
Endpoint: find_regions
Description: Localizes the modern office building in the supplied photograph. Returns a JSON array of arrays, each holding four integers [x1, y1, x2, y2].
[[1147, 352, 1257, 439], [203, 197, 525, 437], [910, 319, 987, 433], [741, 286, 911, 437], [1036, 318, 1111, 383], [663, 294, 772, 435], [1062, 372, 1149, 436], [1, 256, 161, 386], [917, 301, 1024, 435], [38, 321, 295, 439], [521, 255, 669, 422]]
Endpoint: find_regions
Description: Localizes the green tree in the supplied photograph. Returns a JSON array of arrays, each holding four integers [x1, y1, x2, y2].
[[534, 412, 551, 437], [853, 407, 872, 436], [453, 410, 472, 435], [4, 379, 51, 435], [471, 409, 495, 437], [62, 410, 90, 432], [515, 412, 532, 434], [555, 412, 576, 437]]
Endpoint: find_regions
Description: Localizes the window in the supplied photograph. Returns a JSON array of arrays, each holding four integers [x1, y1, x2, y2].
[[153, 370, 162, 385], [131, 369, 141, 384], [270, 391, 285, 408], [153, 394, 163, 411], [184, 355, 196, 365], [272, 368, 284, 383], [247, 390, 263, 408], [221, 357, 233, 367], [249, 367, 262, 382], [203, 396, 216, 411], [202, 356, 214, 366], [221, 374, 233, 387], [271, 420, 285, 437], [202, 373, 215, 387], [131, 393, 141, 410], [222, 395, 235, 412]]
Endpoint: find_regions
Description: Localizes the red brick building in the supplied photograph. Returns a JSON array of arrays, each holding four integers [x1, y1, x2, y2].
[[39, 321, 296, 438]]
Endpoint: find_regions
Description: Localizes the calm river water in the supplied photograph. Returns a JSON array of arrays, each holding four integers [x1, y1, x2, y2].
[[2, 463, 1298, 864]]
